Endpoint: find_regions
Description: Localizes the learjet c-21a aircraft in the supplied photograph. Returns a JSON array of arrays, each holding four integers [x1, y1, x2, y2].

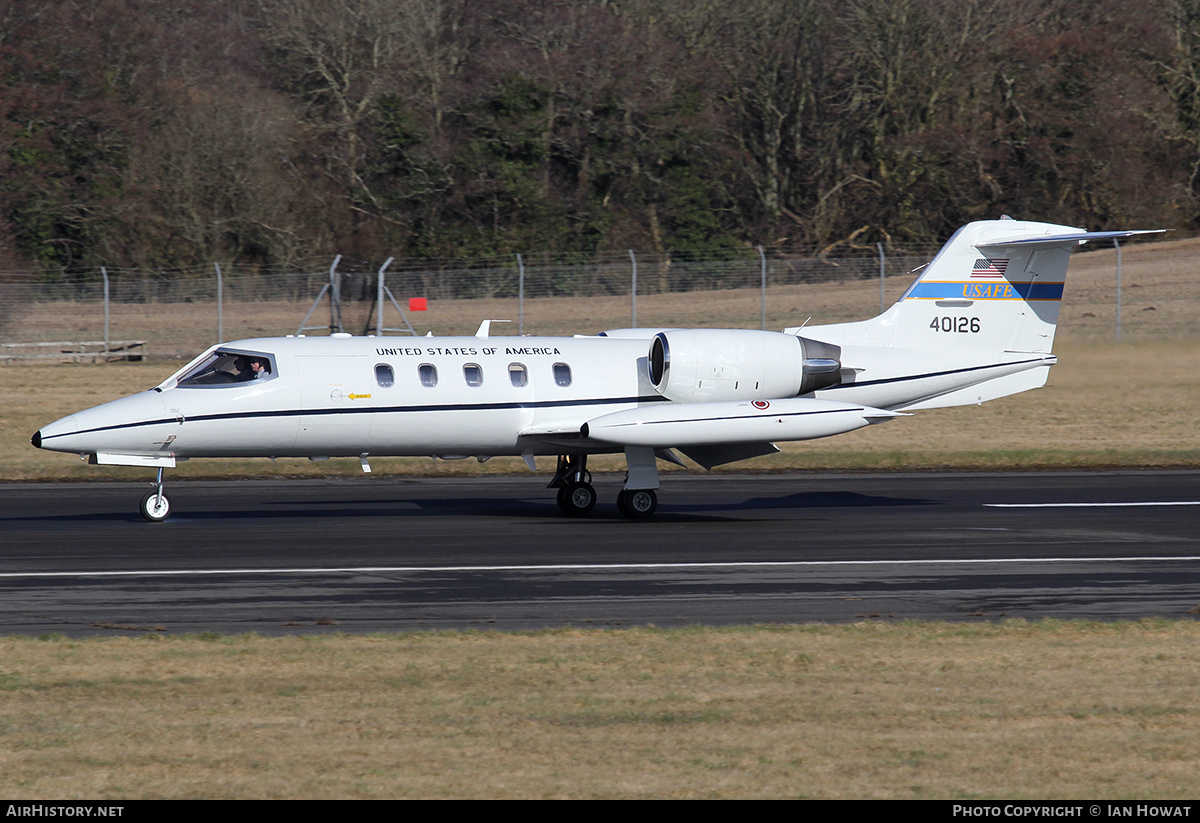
[[32, 218, 1162, 521]]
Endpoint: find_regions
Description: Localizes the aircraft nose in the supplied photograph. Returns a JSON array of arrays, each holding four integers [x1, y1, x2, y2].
[[35, 393, 173, 456], [33, 414, 78, 450]]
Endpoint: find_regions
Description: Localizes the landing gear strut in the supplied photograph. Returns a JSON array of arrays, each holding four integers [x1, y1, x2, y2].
[[618, 446, 660, 520], [549, 449, 662, 519], [139, 467, 171, 522], [550, 454, 596, 516]]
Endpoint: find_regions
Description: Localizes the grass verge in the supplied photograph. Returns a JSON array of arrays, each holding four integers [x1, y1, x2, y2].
[[1, 621, 1198, 799]]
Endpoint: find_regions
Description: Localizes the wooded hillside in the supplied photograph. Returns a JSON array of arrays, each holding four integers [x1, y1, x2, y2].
[[2, 0, 1197, 272]]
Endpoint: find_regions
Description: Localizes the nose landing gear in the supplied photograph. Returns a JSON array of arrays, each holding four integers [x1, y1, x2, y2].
[[139, 467, 171, 522]]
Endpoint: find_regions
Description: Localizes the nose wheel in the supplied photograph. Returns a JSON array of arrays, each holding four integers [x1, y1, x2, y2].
[[140, 489, 170, 522], [139, 468, 171, 522]]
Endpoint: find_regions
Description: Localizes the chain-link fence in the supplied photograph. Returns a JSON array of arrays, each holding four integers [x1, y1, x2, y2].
[[0, 246, 937, 301], [1, 240, 1194, 360]]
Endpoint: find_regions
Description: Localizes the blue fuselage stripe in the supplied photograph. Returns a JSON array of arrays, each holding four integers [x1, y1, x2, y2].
[[39, 394, 670, 443], [905, 281, 1064, 301]]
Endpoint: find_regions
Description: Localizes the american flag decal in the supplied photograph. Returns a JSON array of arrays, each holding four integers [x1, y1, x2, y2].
[[972, 258, 1009, 278]]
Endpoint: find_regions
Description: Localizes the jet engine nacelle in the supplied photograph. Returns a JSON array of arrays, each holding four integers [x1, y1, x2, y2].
[[647, 329, 841, 403]]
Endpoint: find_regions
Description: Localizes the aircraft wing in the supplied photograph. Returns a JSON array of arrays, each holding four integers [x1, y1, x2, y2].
[[676, 442, 780, 470]]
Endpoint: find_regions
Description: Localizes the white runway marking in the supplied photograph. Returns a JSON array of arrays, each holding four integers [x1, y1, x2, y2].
[[986, 502, 1200, 508], [3, 556, 1200, 580]]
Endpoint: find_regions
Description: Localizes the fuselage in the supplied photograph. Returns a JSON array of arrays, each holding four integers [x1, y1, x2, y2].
[[32, 326, 1053, 468], [34, 333, 659, 463]]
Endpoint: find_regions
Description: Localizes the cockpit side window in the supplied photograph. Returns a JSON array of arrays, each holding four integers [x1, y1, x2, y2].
[[176, 350, 277, 387]]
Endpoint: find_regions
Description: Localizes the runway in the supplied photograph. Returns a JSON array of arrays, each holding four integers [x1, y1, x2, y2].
[[1, 471, 1198, 635]]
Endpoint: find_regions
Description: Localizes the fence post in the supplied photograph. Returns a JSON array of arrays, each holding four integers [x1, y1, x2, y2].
[[376, 258, 385, 336], [372, 258, 415, 336], [330, 255, 343, 334], [214, 262, 223, 343], [629, 249, 637, 328], [296, 254, 342, 335], [877, 242, 885, 315], [758, 246, 767, 330], [1114, 238, 1122, 342], [517, 253, 525, 336], [101, 267, 110, 356]]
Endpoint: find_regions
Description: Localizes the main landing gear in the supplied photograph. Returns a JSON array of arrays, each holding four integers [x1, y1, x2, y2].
[[616, 488, 657, 519], [550, 454, 597, 516], [549, 451, 660, 520], [139, 467, 171, 522]]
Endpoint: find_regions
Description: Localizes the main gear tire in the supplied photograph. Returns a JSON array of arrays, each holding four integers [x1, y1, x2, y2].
[[617, 489, 657, 519], [557, 482, 597, 516]]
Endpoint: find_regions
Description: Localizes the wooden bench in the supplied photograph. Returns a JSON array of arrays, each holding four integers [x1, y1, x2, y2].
[[0, 340, 147, 363]]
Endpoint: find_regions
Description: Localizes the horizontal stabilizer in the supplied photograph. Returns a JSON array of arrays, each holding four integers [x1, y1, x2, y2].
[[796, 220, 1165, 365], [980, 229, 1165, 249]]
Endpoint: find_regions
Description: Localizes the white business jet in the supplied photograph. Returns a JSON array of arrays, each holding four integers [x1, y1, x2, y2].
[[32, 218, 1161, 521]]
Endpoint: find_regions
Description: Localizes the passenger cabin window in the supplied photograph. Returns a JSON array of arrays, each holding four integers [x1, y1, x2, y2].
[[553, 362, 572, 387], [508, 363, 528, 387], [463, 363, 483, 387], [176, 350, 276, 387], [418, 363, 438, 387], [375, 364, 394, 388]]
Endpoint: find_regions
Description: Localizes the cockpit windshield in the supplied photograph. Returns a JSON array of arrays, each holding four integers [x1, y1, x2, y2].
[[176, 349, 277, 387]]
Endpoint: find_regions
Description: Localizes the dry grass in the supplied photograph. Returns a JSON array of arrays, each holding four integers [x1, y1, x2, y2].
[[0, 622, 1197, 799]]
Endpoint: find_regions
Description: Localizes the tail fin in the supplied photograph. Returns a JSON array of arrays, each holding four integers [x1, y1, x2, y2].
[[789, 218, 1163, 354]]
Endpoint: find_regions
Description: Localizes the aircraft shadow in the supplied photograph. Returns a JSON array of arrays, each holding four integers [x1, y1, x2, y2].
[[2, 490, 932, 526], [713, 491, 931, 510]]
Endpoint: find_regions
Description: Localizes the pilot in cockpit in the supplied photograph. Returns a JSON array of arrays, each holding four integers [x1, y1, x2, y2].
[[177, 351, 274, 386], [247, 357, 271, 380], [234, 356, 252, 381]]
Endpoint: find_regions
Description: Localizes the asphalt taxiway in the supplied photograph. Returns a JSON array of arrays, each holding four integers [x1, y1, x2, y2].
[[1, 471, 1197, 635]]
